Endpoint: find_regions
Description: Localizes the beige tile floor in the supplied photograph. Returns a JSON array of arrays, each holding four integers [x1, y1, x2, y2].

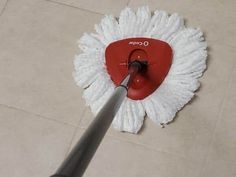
[[0, 0, 235, 177]]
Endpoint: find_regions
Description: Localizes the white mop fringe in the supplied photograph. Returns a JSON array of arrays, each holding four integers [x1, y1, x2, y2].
[[73, 6, 207, 134]]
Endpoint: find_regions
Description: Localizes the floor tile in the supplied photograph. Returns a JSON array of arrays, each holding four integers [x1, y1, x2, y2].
[[0, 105, 75, 177], [67, 128, 201, 177], [200, 66, 236, 177], [0, 0, 103, 125], [1, 1, 235, 177], [48, 0, 129, 16]]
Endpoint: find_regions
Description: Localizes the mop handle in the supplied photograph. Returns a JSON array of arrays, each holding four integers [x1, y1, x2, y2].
[[50, 61, 144, 177]]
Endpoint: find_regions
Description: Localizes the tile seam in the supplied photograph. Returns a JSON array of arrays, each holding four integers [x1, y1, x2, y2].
[[77, 126, 192, 160], [64, 126, 80, 157], [0, 103, 77, 127], [45, 0, 104, 16]]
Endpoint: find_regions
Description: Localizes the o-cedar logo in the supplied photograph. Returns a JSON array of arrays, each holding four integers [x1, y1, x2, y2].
[[128, 41, 149, 46]]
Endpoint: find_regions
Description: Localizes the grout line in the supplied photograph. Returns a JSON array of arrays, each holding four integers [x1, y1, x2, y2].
[[0, 103, 87, 157], [198, 61, 236, 176], [0, 0, 9, 17], [78, 126, 188, 160], [64, 108, 88, 156], [108, 133, 188, 159], [45, 0, 104, 16], [64, 126, 80, 157], [76, 106, 88, 127], [0, 103, 77, 128]]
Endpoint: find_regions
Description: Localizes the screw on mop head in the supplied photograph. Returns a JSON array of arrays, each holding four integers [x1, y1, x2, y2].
[[73, 6, 207, 134]]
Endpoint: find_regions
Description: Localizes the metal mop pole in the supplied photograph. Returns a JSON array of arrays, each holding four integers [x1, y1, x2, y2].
[[50, 61, 145, 177]]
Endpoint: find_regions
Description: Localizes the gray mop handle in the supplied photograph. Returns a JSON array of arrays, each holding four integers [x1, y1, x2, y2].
[[50, 62, 141, 177]]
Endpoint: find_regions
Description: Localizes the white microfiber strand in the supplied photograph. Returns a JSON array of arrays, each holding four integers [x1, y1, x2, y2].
[[73, 6, 207, 134]]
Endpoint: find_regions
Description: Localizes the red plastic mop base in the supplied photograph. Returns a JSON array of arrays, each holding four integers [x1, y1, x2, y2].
[[105, 37, 172, 100]]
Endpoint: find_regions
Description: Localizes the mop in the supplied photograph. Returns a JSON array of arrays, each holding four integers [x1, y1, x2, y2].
[[51, 6, 207, 177]]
